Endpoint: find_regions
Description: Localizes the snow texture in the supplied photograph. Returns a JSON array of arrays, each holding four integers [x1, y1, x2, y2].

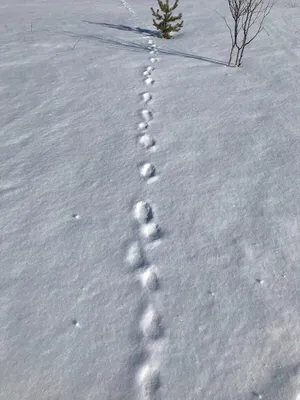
[[2, 0, 300, 399]]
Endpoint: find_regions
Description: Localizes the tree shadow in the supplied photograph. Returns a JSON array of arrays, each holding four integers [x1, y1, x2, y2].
[[159, 46, 229, 66], [82, 20, 161, 37], [62, 30, 229, 67], [62, 30, 150, 52]]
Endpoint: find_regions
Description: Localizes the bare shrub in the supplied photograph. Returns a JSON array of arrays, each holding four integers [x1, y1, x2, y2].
[[220, 0, 277, 67]]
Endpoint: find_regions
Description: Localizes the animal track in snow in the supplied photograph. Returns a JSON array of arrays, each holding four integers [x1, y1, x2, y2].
[[141, 109, 153, 123], [141, 92, 152, 103], [120, 0, 137, 17], [140, 306, 163, 340], [119, 9, 164, 397], [145, 76, 154, 86], [125, 241, 145, 269], [140, 267, 159, 292], [133, 201, 153, 224], [148, 43, 157, 54], [143, 66, 154, 76], [138, 121, 148, 131], [137, 363, 160, 399], [140, 222, 160, 242], [139, 162, 156, 180], [138, 110, 152, 132], [139, 134, 156, 149], [143, 67, 154, 77]]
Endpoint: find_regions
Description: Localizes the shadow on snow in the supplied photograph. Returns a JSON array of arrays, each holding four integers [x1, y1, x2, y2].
[[63, 22, 229, 67], [83, 20, 161, 37]]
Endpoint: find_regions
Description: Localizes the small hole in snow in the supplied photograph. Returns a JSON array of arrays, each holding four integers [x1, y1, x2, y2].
[[256, 279, 264, 284], [72, 319, 80, 328]]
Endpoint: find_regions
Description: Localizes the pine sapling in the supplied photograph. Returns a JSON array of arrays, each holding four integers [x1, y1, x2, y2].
[[151, 0, 184, 39]]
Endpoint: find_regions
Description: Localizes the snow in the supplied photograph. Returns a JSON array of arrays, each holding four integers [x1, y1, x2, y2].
[[133, 201, 153, 224], [139, 133, 156, 150], [140, 222, 160, 242], [139, 266, 159, 292], [139, 162, 156, 180], [2, 0, 300, 398], [141, 92, 152, 103]]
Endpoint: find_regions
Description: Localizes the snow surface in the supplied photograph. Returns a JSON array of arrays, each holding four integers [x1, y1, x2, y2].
[[2, 0, 300, 399]]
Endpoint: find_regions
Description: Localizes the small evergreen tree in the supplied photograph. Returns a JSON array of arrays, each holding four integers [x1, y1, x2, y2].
[[151, 0, 184, 39]]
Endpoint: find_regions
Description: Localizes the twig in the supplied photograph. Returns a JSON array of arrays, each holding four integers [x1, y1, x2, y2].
[[69, 38, 81, 50]]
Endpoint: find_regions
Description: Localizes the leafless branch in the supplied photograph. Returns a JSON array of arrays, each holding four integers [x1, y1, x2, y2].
[[222, 0, 276, 66]]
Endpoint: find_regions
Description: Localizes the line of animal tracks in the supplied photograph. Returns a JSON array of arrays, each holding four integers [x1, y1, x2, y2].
[[120, 1, 165, 398]]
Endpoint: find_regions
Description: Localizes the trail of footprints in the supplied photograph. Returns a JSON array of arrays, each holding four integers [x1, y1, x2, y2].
[[125, 38, 163, 399]]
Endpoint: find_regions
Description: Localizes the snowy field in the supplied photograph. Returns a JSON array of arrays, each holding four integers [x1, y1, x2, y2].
[[2, 0, 300, 399]]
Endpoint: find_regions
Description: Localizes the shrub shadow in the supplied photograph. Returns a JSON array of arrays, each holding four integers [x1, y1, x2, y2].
[[82, 20, 161, 37], [62, 29, 229, 67]]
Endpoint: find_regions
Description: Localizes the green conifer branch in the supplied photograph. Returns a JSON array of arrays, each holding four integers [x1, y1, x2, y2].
[[150, 0, 183, 39]]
